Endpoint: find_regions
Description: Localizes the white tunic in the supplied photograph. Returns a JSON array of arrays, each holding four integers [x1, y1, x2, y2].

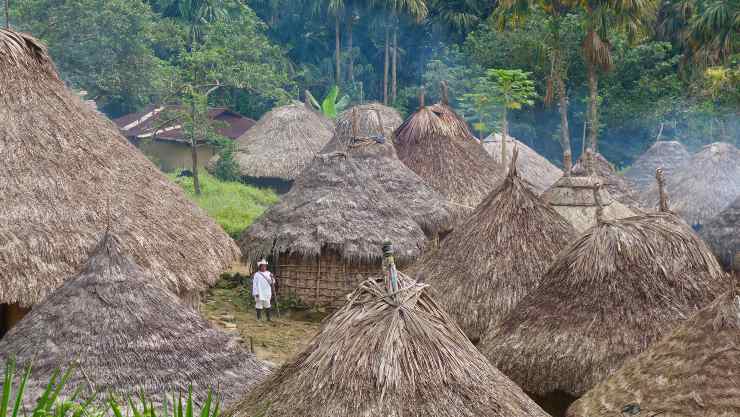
[[252, 271, 273, 301]]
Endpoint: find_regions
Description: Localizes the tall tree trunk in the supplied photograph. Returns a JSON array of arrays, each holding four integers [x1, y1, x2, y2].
[[501, 108, 508, 174], [556, 74, 572, 175], [587, 62, 599, 153], [383, 23, 389, 105], [335, 13, 341, 85], [347, 12, 354, 83], [5, 0, 8, 29], [190, 96, 201, 195], [391, 23, 398, 102]]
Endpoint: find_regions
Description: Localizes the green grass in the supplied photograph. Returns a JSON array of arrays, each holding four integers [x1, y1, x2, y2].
[[170, 171, 278, 239]]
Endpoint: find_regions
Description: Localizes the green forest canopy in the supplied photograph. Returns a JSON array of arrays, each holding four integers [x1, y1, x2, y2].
[[8, 0, 739, 166]]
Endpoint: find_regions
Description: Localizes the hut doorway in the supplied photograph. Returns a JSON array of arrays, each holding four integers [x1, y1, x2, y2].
[[528, 391, 577, 417], [0, 304, 30, 338]]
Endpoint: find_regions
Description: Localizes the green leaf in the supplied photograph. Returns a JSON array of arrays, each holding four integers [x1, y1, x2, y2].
[[321, 85, 339, 118]]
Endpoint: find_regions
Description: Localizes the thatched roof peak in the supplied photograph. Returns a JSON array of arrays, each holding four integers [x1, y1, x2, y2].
[[482, 133, 562, 194], [0, 29, 239, 307], [223, 272, 551, 417], [624, 140, 690, 192], [411, 146, 575, 342], [0, 233, 270, 409], [567, 282, 740, 417], [700, 194, 740, 270], [572, 151, 641, 207], [481, 210, 729, 397]]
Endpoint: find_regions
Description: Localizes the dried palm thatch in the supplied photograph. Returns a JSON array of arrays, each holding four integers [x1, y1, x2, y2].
[[624, 140, 690, 192], [480, 184, 729, 397], [224, 102, 334, 185], [223, 271, 551, 417], [482, 133, 562, 194], [700, 195, 740, 270], [394, 101, 502, 219], [573, 151, 640, 207], [409, 149, 575, 343], [321, 103, 454, 236], [640, 142, 740, 227], [0, 233, 270, 409], [567, 281, 740, 417], [0, 29, 239, 308]]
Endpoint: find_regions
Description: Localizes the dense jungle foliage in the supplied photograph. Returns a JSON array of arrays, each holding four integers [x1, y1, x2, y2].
[[7, 0, 739, 166]]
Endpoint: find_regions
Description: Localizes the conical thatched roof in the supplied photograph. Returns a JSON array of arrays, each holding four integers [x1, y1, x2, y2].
[[0, 234, 270, 408], [624, 140, 690, 192], [542, 175, 635, 232], [482, 133, 562, 194], [321, 103, 454, 236], [226, 102, 335, 182], [573, 152, 640, 207], [480, 208, 729, 397], [640, 142, 740, 226], [567, 282, 740, 417], [223, 272, 551, 417], [0, 29, 239, 307], [409, 150, 576, 343], [700, 195, 740, 269], [239, 152, 426, 264], [394, 102, 502, 218]]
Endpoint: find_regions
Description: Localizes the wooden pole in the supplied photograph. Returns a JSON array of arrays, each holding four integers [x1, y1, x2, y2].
[[592, 182, 604, 224], [419, 87, 425, 109], [656, 168, 669, 212]]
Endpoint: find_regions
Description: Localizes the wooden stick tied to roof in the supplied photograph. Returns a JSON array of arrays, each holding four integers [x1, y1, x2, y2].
[[585, 147, 594, 176], [656, 167, 669, 212], [440, 81, 449, 105], [592, 182, 604, 224], [382, 240, 399, 303]]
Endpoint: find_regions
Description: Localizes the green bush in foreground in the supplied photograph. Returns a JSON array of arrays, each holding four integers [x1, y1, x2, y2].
[[171, 171, 278, 239]]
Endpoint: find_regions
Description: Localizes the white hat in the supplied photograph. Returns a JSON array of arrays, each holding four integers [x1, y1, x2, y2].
[[257, 259, 269, 266]]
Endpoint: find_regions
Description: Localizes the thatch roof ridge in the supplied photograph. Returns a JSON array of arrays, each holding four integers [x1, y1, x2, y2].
[[572, 152, 641, 207], [640, 141, 740, 226], [700, 195, 740, 269], [394, 102, 503, 219], [0, 233, 270, 409], [0, 29, 240, 307], [624, 140, 690, 192], [223, 272, 551, 417], [226, 102, 334, 181], [481, 210, 729, 397], [482, 133, 562, 194], [567, 282, 740, 417], [410, 148, 575, 342], [239, 152, 427, 264], [321, 103, 454, 236]]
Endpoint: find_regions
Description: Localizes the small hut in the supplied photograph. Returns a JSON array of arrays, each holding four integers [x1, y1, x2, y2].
[[700, 195, 740, 270], [223, 102, 334, 192], [394, 90, 502, 219], [567, 282, 740, 417], [0, 234, 270, 409], [0, 29, 239, 333], [321, 103, 454, 238], [624, 140, 690, 192], [640, 141, 740, 227], [222, 270, 551, 417], [572, 151, 640, 207], [481, 182, 729, 414], [410, 149, 576, 343], [239, 152, 427, 308], [482, 133, 562, 194]]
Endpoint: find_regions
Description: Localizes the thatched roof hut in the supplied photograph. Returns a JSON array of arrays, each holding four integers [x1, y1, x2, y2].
[[640, 142, 740, 227], [409, 149, 576, 343], [239, 152, 426, 307], [480, 183, 729, 400], [0, 233, 270, 408], [394, 99, 502, 219], [0, 29, 239, 314], [321, 103, 454, 237], [572, 151, 640, 207], [223, 272, 551, 417], [223, 102, 334, 192], [700, 195, 740, 270], [624, 140, 690, 192], [567, 281, 740, 417], [482, 133, 562, 194]]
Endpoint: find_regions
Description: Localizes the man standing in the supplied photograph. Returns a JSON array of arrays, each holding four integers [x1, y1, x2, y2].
[[252, 259, 274, 321]]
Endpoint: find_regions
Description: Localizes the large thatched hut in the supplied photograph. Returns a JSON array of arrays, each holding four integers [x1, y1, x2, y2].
[[700, 195, 740, 270], [394, 96, 502, 219], [481, 179, 728, 411], [641, 141, 740, 227], [567, 281, 740, 417], [572, 151, 640, 207], [222, 102, 335, 192], [410, 150, 575, 343], [0, 29, 239, 334], [239, 152, 426, 307], [321, 103, 454, 238], [222, 271, 551, 417], [0, 234, 270, 409], [624, 140, 690, 192], [482, 133, 562, 194]]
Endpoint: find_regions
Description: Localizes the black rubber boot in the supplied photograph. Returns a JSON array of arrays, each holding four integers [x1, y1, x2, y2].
[[256, 309, 262, 320], [266, 308, 272, 322]]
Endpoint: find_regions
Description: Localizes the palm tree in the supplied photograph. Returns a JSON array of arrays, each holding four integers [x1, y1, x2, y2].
[[688, 0, 739, 65]]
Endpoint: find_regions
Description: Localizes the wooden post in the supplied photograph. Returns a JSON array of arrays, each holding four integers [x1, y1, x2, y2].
[[419, 87, 425, 109], [592, 182, 604, 224], [440, 81, 449, 105], [656, 168, 669, 212], [315, 256, 321, 309]]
